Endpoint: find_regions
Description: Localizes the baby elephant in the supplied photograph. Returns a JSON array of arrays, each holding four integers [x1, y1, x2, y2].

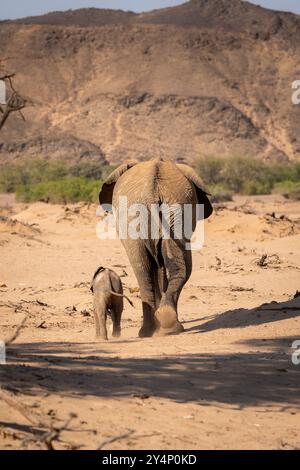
[[91, 267, 132, 340]]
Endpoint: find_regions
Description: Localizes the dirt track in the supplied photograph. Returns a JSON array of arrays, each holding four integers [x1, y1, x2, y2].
[[0, 194, 300, 450]]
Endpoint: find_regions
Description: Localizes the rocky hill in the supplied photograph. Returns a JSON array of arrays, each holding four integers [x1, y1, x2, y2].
[[1, 0, 300, 164]]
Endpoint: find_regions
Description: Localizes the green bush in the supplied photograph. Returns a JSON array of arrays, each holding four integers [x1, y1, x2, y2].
[[0, 160, 111, 193], [0, 160, 112, 203], [269, 162, 300, 183], [69, 162, 115, 180], [194, 156, 300, 196], [273, 180, 300, 200], [0, 160, 69, 192], [241, 180, 271, 196], [222, 157, 272, 193], [288, 189, 300, 200], [1, 157, 300, 203], [195, 156, 224, 186], [209, 184, 233, 203], [16, 177, 101, 204]]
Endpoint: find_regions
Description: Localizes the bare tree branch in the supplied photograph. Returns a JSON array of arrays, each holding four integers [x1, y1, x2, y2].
[[0, 73, 15, 82], [0, 388, 39, 426], [40, 414, 77, 450], [0, 60, 26, 131], [97, 430, 134, 450], [3, 315, 27, 345], [0, 91, 26, 130], [0, 388, 77, 450]]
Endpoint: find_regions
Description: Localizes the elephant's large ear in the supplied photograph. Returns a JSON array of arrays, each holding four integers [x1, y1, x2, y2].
[[176, 163, 213, 219], [99, 162, 137, 208]]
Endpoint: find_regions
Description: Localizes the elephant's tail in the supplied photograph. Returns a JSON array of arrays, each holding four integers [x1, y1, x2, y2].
[[107, 289, 135, 308]]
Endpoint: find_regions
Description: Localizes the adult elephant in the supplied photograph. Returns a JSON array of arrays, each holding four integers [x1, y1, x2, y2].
[[99, 158, 213, 337]]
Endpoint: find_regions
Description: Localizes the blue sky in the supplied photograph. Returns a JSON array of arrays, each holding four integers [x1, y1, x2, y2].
[[1, 1, 299, 21]]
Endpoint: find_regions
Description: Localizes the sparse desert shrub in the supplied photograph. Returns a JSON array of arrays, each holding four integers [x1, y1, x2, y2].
[[195, 156, 224, 186], [241, 179, 271, 196], [288, 189, 300, 200], [209, 184, 233, 203], [0, 166, 24, 193], [69, 162, 115, 180], [0, 160, 67, 192], [194, 156, 300, 196], [221, 157, 272, 194], [1, 157, 300, 203], [0, 159, 113, 203], [0, 160, 112, 193], [273, 180, 300, 200], [16, 177, 101, 204], [268, 162, 300, 184]]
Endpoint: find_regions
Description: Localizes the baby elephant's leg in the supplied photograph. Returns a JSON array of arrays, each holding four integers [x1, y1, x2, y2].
[[111, 297, 123, 338], [94, 299, 108, 340], [110, 305, 122, 337], [94, 310, 101, 337], [109, 272, 123, 338]]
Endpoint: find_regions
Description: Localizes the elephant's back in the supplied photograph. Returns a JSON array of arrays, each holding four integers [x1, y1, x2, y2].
[[113, 159, 195, 206], [157, 160, 196, 205]]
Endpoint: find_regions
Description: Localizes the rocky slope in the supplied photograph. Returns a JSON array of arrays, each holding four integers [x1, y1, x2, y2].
[[1, 0, 300, 164]]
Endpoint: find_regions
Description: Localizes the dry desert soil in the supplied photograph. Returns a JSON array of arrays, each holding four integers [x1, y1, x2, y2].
[[0, 193, 299, 450]]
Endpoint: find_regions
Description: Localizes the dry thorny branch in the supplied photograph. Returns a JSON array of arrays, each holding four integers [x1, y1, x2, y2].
[[97, 430, 134, 450], [0, 389, 78, 449], [254, 253, 281, 268], [0, 313, 80, 450], [0, 60, 26, 131], [0, 298, 49, 314], [1, 297, 141, 450], [0, 389, 143, 450], [0, 311, 78, 449], [97, 430, 160, 450], [3, 314, 27, 345]]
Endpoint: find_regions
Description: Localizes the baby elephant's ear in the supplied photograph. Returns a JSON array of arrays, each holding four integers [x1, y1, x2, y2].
[[99, 162, 137, 209], [176, 163, 213, 220]]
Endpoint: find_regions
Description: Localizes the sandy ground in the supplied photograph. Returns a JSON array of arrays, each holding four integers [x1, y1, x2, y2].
[[0, 193, 299, 450]]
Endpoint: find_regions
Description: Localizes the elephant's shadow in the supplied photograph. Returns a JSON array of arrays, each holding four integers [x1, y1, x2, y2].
[[184, 296, 300, 333], [2, 338, 299, 409], [1, 297, 300, 411]]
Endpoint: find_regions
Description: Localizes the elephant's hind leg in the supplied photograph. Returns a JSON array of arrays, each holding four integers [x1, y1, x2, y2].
[[154, 239, 192, 336], [124, 241, 157, 338], [139, 301, 156, 338]]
